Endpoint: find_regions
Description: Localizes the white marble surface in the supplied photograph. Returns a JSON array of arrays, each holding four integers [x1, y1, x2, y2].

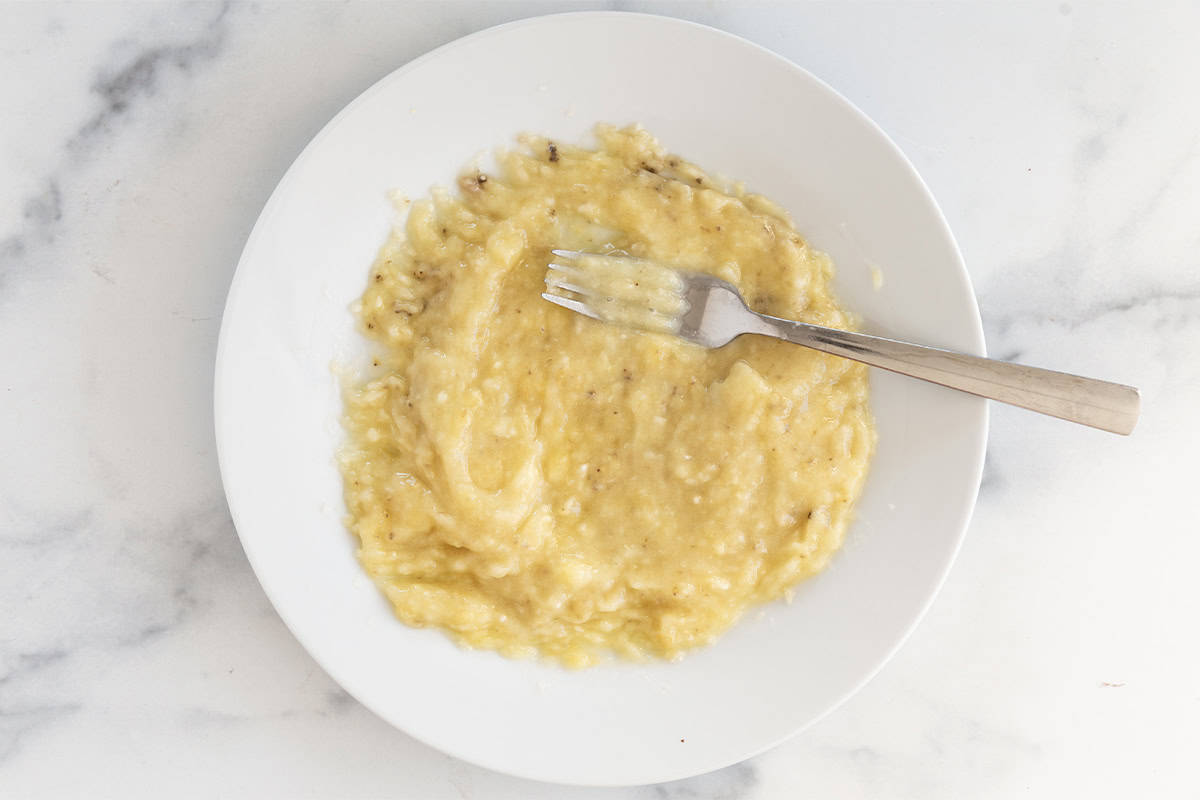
[[1, 2, 1197, 797]]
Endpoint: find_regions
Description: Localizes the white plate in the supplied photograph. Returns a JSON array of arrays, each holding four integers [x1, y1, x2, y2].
[[215, 12, 986, 787]]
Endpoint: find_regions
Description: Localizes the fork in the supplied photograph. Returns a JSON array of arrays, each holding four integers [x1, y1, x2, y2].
[[542, 250, 1140, 435]]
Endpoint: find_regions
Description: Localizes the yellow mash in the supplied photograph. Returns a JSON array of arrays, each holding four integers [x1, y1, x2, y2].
[[340, 126, 875, 667]]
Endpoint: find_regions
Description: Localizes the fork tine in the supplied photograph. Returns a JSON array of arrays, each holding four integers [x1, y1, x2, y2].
[[549, 249, 584, 259], [541, 292, 603, 322], [543, 274, 592, 296], [546, 261, 585, 278]]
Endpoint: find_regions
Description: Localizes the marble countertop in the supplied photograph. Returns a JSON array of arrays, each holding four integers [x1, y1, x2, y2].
[[2, 3, 1197, 797]]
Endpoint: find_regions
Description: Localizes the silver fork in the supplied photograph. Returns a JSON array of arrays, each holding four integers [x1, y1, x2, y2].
[[543, 250, 1140, 435]]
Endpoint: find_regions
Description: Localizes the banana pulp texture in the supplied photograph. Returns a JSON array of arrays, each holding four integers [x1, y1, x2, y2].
[[340, 125, 875, 667]]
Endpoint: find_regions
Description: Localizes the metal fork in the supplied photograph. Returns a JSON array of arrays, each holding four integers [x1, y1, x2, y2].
[[542, 250, 1140, 435]]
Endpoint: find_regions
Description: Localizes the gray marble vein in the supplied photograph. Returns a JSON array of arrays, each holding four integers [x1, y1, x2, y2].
[[0, 704, 82, 762], [645, 763, 759, 800], [1, 3, 230, 296], [72, 4, 230, 149]]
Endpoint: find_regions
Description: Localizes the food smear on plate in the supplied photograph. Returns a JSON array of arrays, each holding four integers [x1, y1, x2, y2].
[[339, 125, 875, 667]]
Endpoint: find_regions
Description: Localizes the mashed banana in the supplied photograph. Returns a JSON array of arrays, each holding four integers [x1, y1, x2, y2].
[[340, 126, 875, 666]]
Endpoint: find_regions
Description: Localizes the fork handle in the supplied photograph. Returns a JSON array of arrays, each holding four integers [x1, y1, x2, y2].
[[752, 314, 1140, 435]]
